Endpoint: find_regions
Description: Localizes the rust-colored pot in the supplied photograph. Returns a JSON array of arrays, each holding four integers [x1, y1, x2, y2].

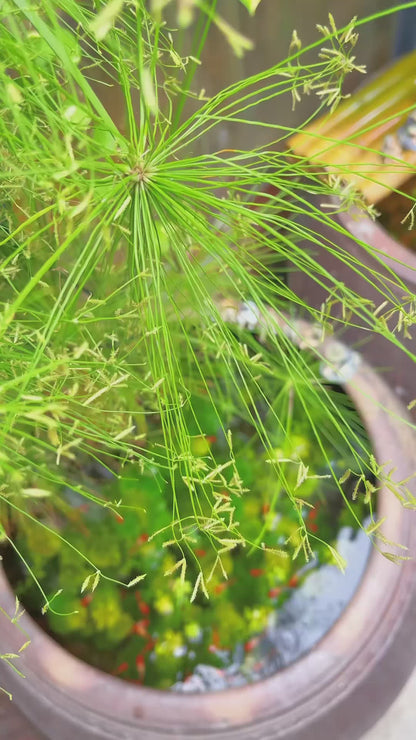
[[336, 206, 416, 408], [285, 193, 416, 411], [337, 203, 416, 288], [1, 331, 416, 740]]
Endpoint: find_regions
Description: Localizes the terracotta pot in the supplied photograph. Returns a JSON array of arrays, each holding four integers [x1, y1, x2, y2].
[[337, 202, 416, 288], [1, 328, 416, 740], [281, 191, 416, 411], [284, 50, 416, 407], [337, 205, 416, 409]]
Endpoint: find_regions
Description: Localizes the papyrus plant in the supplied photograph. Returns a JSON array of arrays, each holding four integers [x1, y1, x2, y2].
[[1, 1, 416, 612]]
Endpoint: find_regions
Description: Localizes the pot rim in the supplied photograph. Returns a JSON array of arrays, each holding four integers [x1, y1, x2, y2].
[[255, 182, 416, 286], [335, 199, 416, 285]]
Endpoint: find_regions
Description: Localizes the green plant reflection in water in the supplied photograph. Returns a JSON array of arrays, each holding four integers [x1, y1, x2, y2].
[[11, 389, 369, 689]]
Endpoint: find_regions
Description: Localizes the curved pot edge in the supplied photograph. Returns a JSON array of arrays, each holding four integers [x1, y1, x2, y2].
[[336, 202, 416, 285]]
